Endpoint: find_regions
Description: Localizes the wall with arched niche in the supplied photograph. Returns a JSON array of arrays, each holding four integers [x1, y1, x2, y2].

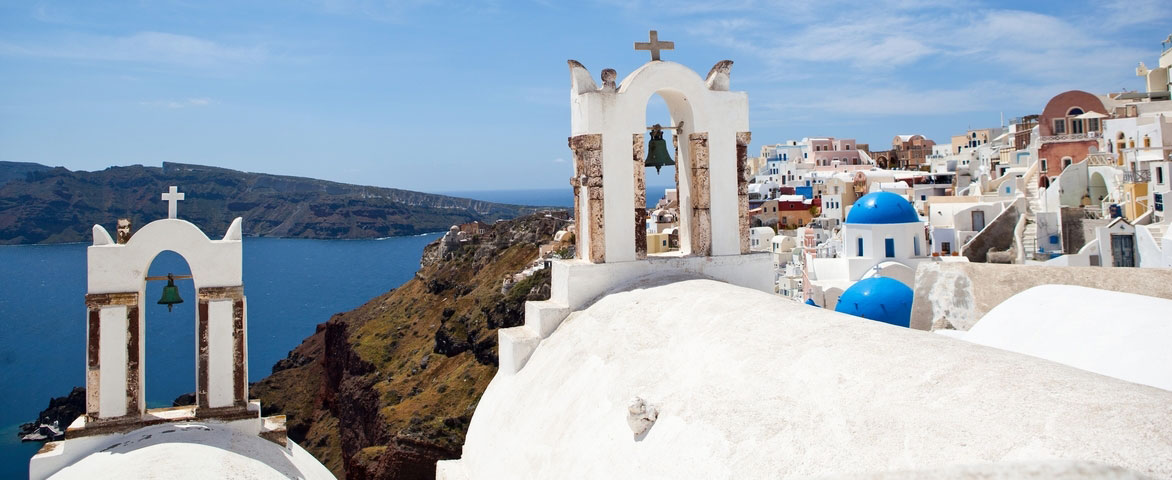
[[568, 59, 750, 264], [84, 217, 248, 424]]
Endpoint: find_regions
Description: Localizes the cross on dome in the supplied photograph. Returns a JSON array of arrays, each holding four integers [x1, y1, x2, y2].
[[161, 185, 185, 219], [635, 30, 674, 62]]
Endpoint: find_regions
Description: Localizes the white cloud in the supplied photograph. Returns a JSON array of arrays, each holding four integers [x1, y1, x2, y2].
[[552, 157, 566, 163], [140, 98, 216, 109], [311, 0, 500, 22], [0, 31, 267, 68]]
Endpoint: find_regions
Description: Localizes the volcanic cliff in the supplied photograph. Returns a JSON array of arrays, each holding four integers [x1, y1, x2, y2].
[[251, 212, 567, 478], [0, 161, 542, 244]]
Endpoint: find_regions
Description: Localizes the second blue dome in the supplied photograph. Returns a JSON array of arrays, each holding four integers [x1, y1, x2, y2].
[[834, 276, 914, 327]]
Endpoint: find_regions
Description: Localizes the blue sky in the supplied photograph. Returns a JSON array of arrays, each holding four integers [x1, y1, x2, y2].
[[1, 1, 1169, 192]]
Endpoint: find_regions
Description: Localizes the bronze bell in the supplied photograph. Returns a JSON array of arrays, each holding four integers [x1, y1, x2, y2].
[[645, 124, 675, 174], [157, 273, 184, 312]]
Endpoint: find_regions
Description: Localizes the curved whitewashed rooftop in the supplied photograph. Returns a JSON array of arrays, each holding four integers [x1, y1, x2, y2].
[[955, 284, 1172, 391], [448, 279, 1172, 479], [45, 422, 334, 480]]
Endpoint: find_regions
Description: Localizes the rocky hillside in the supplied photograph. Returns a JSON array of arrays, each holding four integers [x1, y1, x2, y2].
[[0, 161, 542, 244], [252, 212, 568, 478]]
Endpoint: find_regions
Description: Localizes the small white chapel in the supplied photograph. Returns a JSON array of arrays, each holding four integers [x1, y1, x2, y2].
[[28, 187, 333, 480]]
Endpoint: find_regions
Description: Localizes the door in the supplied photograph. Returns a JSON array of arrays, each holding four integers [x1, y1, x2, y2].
[[1111, 234, 1135, 267], [971, 210, 986, 231]]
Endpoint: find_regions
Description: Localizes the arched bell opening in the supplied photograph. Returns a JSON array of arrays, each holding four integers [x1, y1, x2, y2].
[[638, 88, 698, 258], [141, 250, 196, 409]]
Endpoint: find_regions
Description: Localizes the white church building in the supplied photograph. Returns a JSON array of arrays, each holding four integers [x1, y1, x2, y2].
[[805, 191, 933, 311]]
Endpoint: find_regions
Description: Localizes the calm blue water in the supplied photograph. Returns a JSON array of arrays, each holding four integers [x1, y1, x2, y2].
[[449, 184, 675, 209], [0, 233, 441, 478]]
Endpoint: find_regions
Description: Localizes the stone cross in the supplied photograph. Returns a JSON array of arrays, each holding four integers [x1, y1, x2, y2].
[[635, 30, 674, 62], [161, 186, 185, 219]]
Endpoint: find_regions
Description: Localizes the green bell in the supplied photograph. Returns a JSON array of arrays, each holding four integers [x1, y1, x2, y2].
[[646, 124, 675, 174], [157, 274, 184, 312]]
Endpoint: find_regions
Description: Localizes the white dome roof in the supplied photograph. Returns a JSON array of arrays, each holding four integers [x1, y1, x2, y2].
[[958, 285, 1172, 391], [452, 279, 1172, 478], [47, 422, 334, 480]]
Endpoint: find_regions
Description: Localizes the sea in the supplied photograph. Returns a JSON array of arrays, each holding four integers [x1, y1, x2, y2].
[[0, 186, 667, 478]]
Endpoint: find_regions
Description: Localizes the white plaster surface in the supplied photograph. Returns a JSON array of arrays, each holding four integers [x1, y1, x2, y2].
[[41, 422, 334, 480], [97, 306, 127, 418], [455, 279, 1172, 478], [207, 299, 235, 408], [550, 254, 772, 312], [960, 284, 1172, 391], [88, 218, 242, 294]]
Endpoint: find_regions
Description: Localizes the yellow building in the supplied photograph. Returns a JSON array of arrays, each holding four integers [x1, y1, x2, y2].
[[647, 232, 671, 254], [1124, 181, 1149, 221]]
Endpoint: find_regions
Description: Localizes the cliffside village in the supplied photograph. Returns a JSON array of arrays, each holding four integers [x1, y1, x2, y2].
[[627, 34, 1172, 315]]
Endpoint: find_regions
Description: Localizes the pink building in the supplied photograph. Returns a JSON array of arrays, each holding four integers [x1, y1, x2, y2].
[[808, 137, 863, 167]]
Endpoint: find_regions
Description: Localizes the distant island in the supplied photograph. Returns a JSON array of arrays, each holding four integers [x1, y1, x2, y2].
[[0, 161, 549, 244]]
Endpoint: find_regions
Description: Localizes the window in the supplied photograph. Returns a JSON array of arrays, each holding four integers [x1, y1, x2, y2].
[[1062, 157, 1072, 169], [913, 237, 920, 256], [1068, 107, 1084, 115], [1088, 118, 1099, 131], [857, 237, 864, 256], [1144, 136, 1151, 148], [1053, 119, 1066, 134], [884, 238, 895, 258], [1157, 166, 1164, 185], [1041, 158, 1048, 171], [1070, 119, 1084, 134]]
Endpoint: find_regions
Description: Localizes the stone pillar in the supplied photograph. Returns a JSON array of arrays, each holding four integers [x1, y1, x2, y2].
[[689, 132, 712, 256], [197, 286, 248, 413], [633, 133, 647, 260], [569, 134, 605, 263], [737, 132, 752, 254], [84, 292, 141, 422]]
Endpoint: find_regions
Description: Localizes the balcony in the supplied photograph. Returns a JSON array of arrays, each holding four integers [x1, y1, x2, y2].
[[1038, 131, 1100, 144], [1123, 169, 1151, 184]]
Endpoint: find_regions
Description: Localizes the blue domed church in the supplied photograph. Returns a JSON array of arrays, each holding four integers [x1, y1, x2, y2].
[[804, 191, 930, 324]]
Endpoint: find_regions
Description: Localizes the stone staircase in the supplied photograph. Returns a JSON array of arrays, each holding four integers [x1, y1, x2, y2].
[[1147, 222, 1167, 245], [1022, 166, 1042, 260]]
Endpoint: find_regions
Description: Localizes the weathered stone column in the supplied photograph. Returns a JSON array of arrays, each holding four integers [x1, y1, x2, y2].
[[196, 286, 248, 413], [737, 131, 752, 254], [84, 292, 140, 422], [689, 132, 712, 256], [569, 134, 605, 263], [633, 133, 647, 260], [673, 133, 680, 187]]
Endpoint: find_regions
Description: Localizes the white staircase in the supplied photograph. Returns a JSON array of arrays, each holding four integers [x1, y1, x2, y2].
[[1022, 166, 1042, 260]]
